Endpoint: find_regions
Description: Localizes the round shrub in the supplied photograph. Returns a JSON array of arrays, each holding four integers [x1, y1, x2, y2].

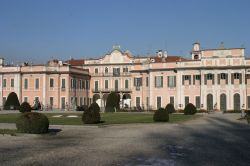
[[165, 103, 175, 114], [16, 112, 49, 134], [4, 92, 20, 110], [153, 108, 169, 122], [19, 102, 32, 113], [82, 102, 101, 124], [184, 103, 197, 115]]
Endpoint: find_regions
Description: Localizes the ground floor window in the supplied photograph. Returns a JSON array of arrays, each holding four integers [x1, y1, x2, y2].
[[170, 97, 174, 106], [185, 96, 189, 107], [23, 97, 28, 102], [157, 96, 161, 109], [248, 96, 250, 109], [80, 97, 83, 106], [146, 97, 149, 109], [61, 97, 65, 109], [195, 96, 200, 109], [234, 93, 240, 111], [50, 97, 54, 108], [136, 97, 140, 108], [3, 97, 6, 106]]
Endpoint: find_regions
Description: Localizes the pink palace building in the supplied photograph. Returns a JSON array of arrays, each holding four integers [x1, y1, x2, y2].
[[1, 42, 250, 111]]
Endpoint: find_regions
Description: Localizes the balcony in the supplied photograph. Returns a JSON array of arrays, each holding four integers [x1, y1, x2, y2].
[[92, 88, 132, 93], [91, 72, 131, 77]]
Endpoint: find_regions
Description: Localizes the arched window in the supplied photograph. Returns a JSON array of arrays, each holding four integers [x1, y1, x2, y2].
[[234, 93, 240, 111], [220, 94, 227, 111], [194, 55, 199, 59], [207, 94, 213, 111], [105, 67, 108, 73]]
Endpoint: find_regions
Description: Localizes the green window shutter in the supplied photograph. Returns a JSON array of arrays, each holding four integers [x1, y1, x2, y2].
[[218, 74, 220, 84], [161, 76, 163, 87], [212, 74, 215, 85], [226, 74, 228, 84], [174, 76, 176, 87], [204, 74, 207, 85], [155, 76, 157, 87], [134, 78, 136, 86], [239, 73, 242, 84], [189, 75, 191, 85], [231, 73, 234, 84], [193, 75, 195, 85], [182, 75, 184, 85], [167, 76, 169, 87]]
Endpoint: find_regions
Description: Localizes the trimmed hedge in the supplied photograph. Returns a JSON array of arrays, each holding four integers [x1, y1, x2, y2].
[[184, 103, 197, 115], [82, 102, 101, 124], [19, 102, 32, 113], [4, 92, 20, 110], [165, 103, 175, 114], [105, 92, 120, 112], [153, 108, 169, 122], [16, 112, 49, 134], [76, 105, 88, 111]]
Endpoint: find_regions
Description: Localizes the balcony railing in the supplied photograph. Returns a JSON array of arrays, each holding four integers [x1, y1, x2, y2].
[[91, 72, 131, 77], [92, 88, 132, 93]]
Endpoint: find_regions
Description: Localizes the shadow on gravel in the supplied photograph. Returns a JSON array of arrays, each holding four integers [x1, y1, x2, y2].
[[48, 128, 62, 135], [121, 115, 250, 166]]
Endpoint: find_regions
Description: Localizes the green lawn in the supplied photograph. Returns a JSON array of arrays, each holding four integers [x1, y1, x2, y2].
[[0, 112, 200, 125]]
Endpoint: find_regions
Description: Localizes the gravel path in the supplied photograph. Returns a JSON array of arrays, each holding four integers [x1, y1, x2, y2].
[[0, 113, 250, 166]]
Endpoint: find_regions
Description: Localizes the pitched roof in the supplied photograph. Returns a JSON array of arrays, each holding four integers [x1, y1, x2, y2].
[[66, 59, 85, 66]]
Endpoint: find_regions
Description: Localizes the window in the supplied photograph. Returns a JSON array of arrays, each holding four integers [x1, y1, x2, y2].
[[50, 79, 54, 88], [71, 79, 77, 89], [113, 68, 120, 76], [61, 97, 65, 109], [3, 97, 7, 105], [183, 75, 191, 85], [234, 73, 240, 79], [84, 97, 86, 105], [207, 74, 213, 80], [170, 97, 174, 106], [86, 80, 89, 89], [184, 75, 190, 80], [11, 79, 14, 87], [49, 97, 54, 107], [157, 96, 161, 109], [185, 96, 189, 106], [105, 67, 108, 73], [94, 68, 98, 74], [24, 97, 28, 102], [195, 75, 201, 80], [94, 81, 98, 91], [123, 67, 128, 73], [221, 73, 226, 79], [80, 97, 83, 106], [146, 77, 149, 87], [61, 79, 66, 89], [136, 97, 140, 107], [24, 79, 28, 89], [105, 80, 108, 89], [146, 97, 150, 109], [248, 96, 250, 109], [168, 76, 176, 87], [3, 79, 7, 88], [35, 78, 39, 89], [195, 96, 200, 109], [155, 76, 163, 88], [134, 77, 142, 87], [35, 97, 39, 102], [125, 80, 129, 89]]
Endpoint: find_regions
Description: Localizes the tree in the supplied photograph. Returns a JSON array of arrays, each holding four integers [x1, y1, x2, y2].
[[105, 92, 120, 112], [4, 92, 20, 110]]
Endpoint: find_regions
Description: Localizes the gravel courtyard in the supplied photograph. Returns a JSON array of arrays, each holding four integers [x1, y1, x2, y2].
[[0, 113, 250, 166]]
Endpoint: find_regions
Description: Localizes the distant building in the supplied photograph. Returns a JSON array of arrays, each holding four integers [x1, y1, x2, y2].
[[0, 59, 90, 110], [0, 42, 249, 111]]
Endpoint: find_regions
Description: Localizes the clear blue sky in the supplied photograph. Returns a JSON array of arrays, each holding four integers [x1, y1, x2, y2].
[[0, 0, 250, 63]]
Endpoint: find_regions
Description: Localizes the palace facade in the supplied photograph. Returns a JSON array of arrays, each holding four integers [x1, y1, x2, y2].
[[1, 42, 250, 111]]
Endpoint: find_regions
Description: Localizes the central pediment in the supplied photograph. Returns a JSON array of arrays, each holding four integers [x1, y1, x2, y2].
[[102, 49, 132, 64]]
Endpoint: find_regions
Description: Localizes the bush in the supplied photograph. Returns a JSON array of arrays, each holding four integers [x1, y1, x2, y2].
[[165, 103, 175, 114], [82, 102, 101, 124], [4, 92, 20, 110], [105, 92, 120, 112], [16, 112, 49, 134], [19, 102, 32, 113], [76, 105, 88, 111], [153, 108, 169, 122], [184, 103, 197, 115]]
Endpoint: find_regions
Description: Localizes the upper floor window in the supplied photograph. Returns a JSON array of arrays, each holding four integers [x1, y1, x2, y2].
[[94, 68, 98, 74], [35, 78, 39, 89], [168, 76, 176, 87], [113, 68, 120, 76], [207, 73, 213, 80], [221, 73, 226, 79], [3, 79, 7, 88], [11, 79, 14, 87], [184, 75, 190, 80], [61, 79, 66, 89], [50, 78, 54, 88], [146, 77, 149, 87], [234, 73, 240, 79], [195, 75, 201, 80], [24, 79, 28, 89], [182, 75, 191, 85], [134, 77, 142, 87], [105, 67, 108, 73], [123, 67, 128, 73], [71, 79, 77, 89], [125, 79, 129, 89], [155, 76, 163, 88]]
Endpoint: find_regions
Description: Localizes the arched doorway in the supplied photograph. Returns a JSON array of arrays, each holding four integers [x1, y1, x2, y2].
[[102, 94, 109, 108], [234, 93, 240, 111], [122, 93, 131, 109], [220, 94, 227, 112], [207, 94, 213, 111]]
